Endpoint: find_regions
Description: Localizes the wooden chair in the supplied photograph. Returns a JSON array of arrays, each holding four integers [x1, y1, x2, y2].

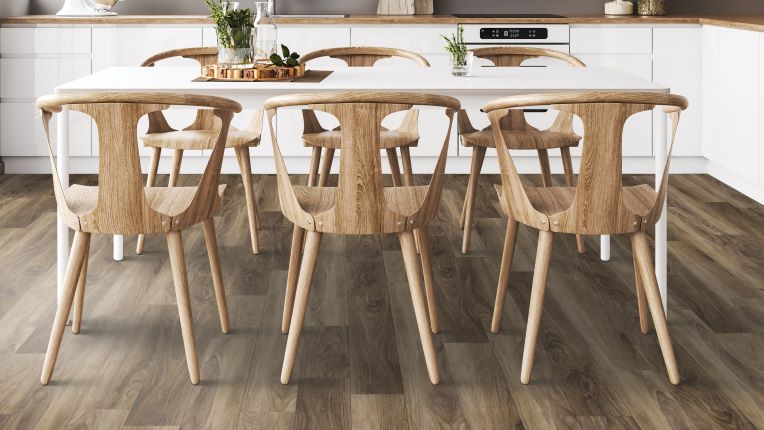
[[265, 92, 460, 385], [37, 92, 239, 386], [485, 91, 688, 385], [299, 47, 430, 188], [136, 47, 263, 255], [459, 47, 586, 254]]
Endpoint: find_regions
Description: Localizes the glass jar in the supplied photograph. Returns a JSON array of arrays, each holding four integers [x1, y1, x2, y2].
[[637, 0, 666, 16], [254, 1, 278, 62], [604, 0, 634, 15], [450, 51, 474, 77], [216, 2, 254, 68]]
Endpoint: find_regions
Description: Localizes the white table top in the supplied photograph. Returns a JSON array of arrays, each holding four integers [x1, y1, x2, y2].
[[56, 66, 669, 97]]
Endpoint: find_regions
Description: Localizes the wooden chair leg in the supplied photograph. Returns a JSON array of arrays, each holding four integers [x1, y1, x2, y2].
[[520, 230, 554, 385], [631, 232, 680, 385], [235, 146, 261, 255], [136, 147, 162, 255], [386, 148, 402, 187], [318, 148, 335, 187], [491, 218, 519, 334], [41, 231, 91, 385], [308, 146, 322, 186], [400, 231, 440, 385], [281, 231, 322, 385], [400, 147, 422, 254], [168, 149, 184, 188], [203, 218, 230, 334], [633, 251, 650, 335], [560, 147, 586, 255], [166, 231, 200, 385], [416, 228, 439, 334], [537, 149, 553, 188], [72, 239, 91, 334], [282, 225, 305, 334], [461, 146, 486, 254]]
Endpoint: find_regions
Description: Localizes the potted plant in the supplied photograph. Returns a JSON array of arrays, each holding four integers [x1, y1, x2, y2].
[[206, 0, 255, 68], [442, 25, 473, 77]]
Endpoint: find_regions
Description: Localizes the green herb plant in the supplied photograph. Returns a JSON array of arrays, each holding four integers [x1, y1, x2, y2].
[[206, 0, 254, 50], [270, 44, 300, 67], [442, 24, 468, 66]]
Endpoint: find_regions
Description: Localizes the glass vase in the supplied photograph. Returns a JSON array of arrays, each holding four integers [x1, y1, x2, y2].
[[217, 27, 255, 69], [254, 1, 278, 62], [450, 51, 474, 77]]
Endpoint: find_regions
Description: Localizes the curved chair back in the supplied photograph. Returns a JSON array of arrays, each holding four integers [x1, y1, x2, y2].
[[463, 47, 586, 134], [483, 92, 687, 235], [37, 92, 241, 235], [265, 92, 460, 235], [141, 47, 218, 67], [300, 46, 430, 67]]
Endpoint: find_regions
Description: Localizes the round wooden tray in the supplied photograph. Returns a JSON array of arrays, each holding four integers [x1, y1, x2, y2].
[[201, 63, 306, 81]]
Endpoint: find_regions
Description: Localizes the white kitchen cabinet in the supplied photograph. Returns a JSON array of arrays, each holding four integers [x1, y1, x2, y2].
[[653, 27, 703, 156], [760, 33, 764, 188], [351, 26, 453, 68], [92, 27, 203, 71], [570, 27, 653, 54], [704, 26, 760, 184], [0, 27, 92, 158]]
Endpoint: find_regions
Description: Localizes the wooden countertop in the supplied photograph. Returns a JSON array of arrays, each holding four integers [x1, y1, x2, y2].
[[1, 14, 764, 32]]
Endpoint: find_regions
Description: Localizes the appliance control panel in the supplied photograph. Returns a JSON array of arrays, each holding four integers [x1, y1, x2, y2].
[[480, 27, 548, 40]]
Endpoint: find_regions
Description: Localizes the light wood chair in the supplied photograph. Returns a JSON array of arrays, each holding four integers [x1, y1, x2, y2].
[[299, 47, 430, 188], [459, 47, 586, 254], [136, 47, 263, 255], [265, 92, 460, 385], [37, 92, 239, 386], [485, 91, 688, 385]]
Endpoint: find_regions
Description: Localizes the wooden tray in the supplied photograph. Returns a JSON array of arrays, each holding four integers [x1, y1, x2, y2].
[[201, 63, 305, 81]]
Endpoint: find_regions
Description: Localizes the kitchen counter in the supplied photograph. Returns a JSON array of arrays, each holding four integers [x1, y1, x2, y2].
[[1, 14, 764, 32]]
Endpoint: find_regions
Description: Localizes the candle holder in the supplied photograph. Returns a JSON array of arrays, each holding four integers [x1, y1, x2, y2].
[[637, 0, 667, 16], [604, 0, 634, 16]]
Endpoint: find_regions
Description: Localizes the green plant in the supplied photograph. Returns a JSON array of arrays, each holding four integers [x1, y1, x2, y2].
[[269, 44, 300, 67], [442, 24, 468, 65], [206, 0, 254, 49]]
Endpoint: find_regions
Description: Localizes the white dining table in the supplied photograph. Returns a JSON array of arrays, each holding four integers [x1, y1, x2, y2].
[[54, 65, 672, 312]]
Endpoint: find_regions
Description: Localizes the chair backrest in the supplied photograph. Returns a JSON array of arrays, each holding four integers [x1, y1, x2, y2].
[[470, 47, 586, 133], [37, 92, 241, 235], [483, 92, 687, 235], [265, 92, 460, 235], [300, 46, 430, 67], [141, 47, 227, 134]]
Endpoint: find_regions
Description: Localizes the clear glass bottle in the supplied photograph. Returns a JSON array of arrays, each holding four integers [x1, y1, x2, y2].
[[253, 1, 278, 62]]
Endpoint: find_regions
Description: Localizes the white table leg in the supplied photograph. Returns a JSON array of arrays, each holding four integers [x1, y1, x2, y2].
[[113, 235, 124, 261], [654, 111, 668, 314], [600, 235, 611, 261], [56, 107, 70, 306]]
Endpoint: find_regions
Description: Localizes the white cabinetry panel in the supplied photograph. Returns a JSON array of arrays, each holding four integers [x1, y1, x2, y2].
[[653, 27, 703, 156], [1, 103, 91, 157], [709, 27, 760, 183], [0, 27, 90, 55], [760, 33, 764, 187], [702, 26, 720, 161], [571, 27, 653, 54], [92, 27, 203, 70]]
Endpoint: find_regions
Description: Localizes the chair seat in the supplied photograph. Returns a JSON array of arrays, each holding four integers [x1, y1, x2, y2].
[[293, 185, 429, 217], [142, 129, 260, 150], [64, 184, 227, 217], [302, 129, 419, 150], [495, 184, 657, 218], [461, 128, 581, 150]]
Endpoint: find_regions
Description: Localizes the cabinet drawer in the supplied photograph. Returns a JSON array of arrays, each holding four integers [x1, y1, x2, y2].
[[0, 28, 91, 55], [351, 26, 455, 54], [92, 27, 203, 70], [570, 27, 652, 54], [1, 102, 91, 157], [1, 57, 91, 99]]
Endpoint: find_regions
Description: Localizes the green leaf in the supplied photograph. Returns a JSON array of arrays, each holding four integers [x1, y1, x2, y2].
[[290, 52, 300, 60], [281, 44, 290, 58], [286, 57, 298, 67], [270, 53, 283, 66]]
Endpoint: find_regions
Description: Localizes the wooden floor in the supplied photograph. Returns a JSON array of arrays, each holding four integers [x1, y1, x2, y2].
[[0, 173, 763, 429]]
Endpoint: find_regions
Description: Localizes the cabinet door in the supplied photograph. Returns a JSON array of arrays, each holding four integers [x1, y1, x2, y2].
[[653, 27, 703, 156], [571, 27, 653, 55], [710, 27, 760, 183], [1, 102, 92, 157], [574, 54, 654, 156], [92, 27, 203, 70], [702, 26, 720, 162], [0, 27, 90, 55]]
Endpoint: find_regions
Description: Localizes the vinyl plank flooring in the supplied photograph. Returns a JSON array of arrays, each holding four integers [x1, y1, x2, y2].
[[0, 173, 763, 429]]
